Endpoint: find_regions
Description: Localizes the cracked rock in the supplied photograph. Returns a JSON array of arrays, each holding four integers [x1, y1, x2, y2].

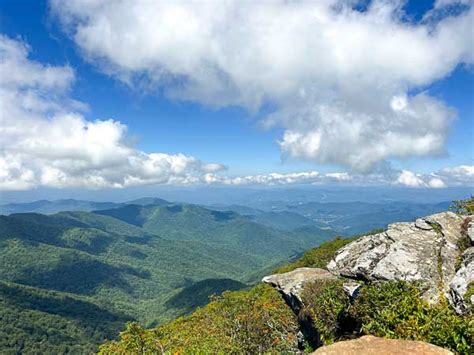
[[449, 247, 474, 314], [262, 267, 336, 312], [327, 212, 464, 304]]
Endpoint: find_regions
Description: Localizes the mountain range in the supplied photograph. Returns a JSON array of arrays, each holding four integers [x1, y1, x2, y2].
[[0, 200, 331, 353], [0, 196, 460, 353]]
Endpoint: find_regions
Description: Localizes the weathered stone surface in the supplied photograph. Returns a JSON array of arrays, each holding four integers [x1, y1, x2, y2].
[[263, 267, 337, 350], [449, 247, 474, 314], [312, 335, 453, 354], [327, 212, 464, 303], [262, 267, 336, 312], [343, 282, 362, 300], [415, 218, 433, 230], [467, 219, 474, 244]]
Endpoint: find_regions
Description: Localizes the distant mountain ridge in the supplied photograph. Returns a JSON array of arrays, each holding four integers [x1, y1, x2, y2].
[[0, 200, 331, 353], [1, 197, 452, 236], [0, 199, 121, 215]]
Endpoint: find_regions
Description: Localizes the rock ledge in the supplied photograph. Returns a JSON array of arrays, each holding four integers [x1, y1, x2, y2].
[[312, 335, 453, 354]]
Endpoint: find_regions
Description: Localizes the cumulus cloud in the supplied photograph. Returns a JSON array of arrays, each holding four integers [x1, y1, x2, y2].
[[200, 165, 473, 188], [435, 0, 472, 9], [396, 170, 427, 188], [204, 171, 321, 186], [0, 35, 224, 191], [50, 0, 473, 171], [394, 165, 474, 188], [437, 165, 474, 184]]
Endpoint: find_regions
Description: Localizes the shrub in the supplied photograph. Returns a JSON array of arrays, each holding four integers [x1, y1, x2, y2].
[[99, 322, 164, 354], [100, 284, 299, 354], [465, 282, 474, 314], [276, 237, 356, 273], [300, 278, 354, 345], [351, 281, 474, 355], [450, 196, 474, 215], [277, 230, 383, 274]]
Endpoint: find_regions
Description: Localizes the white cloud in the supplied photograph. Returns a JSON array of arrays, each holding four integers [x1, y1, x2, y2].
[[437, 165, 474, 184], [396, 170, 426, 188], [205, 171, 321, 186], [325, 172, 352, 181], [0, 35, 224, 191], [202, 165, 473, 187], [394, 166, 474, 188], [50, 0, 473, 171], [427, 177, 447, 189], [435, 0, 472, 9]]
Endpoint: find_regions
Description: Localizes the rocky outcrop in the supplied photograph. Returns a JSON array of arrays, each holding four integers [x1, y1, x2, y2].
[[449, 247, 474, 314], [262, 211, 471, 353], [262, 267, 336, 312], [262, 268, 337, 349], [312, 335, 453, 355], [467, 218, 474, 244], [327, 212, 465, 304]]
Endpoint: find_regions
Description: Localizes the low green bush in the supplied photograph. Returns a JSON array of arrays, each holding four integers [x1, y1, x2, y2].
[[276, 237, 356, 273], [300, 278, 353, 345], [99, 284, 299, 354], [351, 282, 474, 355], [450, 196, 474, 215], [465, 282, 474, 314]]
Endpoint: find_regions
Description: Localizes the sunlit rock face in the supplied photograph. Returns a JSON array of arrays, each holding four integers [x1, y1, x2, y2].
[[327, 212, 465, 305], [312, 335, 454, 355], [262, 267, 336, 312]]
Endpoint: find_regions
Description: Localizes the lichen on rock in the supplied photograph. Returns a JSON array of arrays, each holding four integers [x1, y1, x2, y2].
[[327, 212, 465, 304]]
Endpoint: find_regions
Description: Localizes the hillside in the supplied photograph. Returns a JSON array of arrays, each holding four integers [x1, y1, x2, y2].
[[1, 198, 452, 237], [0, 199, 122, 215], [100, 206, 474, 354], [0, 202, 331, 353]]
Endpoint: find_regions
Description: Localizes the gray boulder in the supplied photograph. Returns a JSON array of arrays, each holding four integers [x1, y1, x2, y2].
[[262, 267, 336, 312], [467, 219, 474, 244], [449, 247, 474, 314], [262, 267, 337, 349], [327, 212, 464, 304]]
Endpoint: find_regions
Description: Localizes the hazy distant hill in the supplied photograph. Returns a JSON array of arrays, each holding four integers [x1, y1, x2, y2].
[[0, 202, 330, 353], [0, 198, 453, 237], [0, 199, 122, 215], [208, 201, 451, 235], [0, 197, 171, 215]]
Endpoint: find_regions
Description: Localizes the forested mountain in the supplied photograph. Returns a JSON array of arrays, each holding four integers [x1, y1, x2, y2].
[[210, 200, 451, 234], [100, 205, 474, 355], [0, 202, 331, 353], [0, 199, 122, 215], [0, 197, 171, 215]]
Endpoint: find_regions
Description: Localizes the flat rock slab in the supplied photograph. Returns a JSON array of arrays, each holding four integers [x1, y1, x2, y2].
[[327, 212, 464, 303], [312, 335, 453, 355], [262, 267, 336, 311]]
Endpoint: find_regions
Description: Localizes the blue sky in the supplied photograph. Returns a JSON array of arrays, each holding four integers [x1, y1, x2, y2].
[[1, 0, 297, 175], [0, 0, 473, 198]]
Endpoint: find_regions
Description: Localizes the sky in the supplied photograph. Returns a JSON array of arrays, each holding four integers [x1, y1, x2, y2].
[[0, 0, 473, 201]]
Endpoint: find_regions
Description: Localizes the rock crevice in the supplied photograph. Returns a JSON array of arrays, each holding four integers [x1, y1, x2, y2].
[[327, 212, 465, 304]]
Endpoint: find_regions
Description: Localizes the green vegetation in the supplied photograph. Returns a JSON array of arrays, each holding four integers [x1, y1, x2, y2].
[[300, 279, 352, 344], [465, 282, 474, 314], [0, 203, 331, 352], [276, 237, 355, 273], [101, 235, 473, 354], [99, 285, 299, 354], [0, 281, 129, 354], [296, 280, 473, 354], [352, 282, 473, 354], [3, 199, 472, 354], [450, 196, 474, 215], [276, 229, 384, 273]]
